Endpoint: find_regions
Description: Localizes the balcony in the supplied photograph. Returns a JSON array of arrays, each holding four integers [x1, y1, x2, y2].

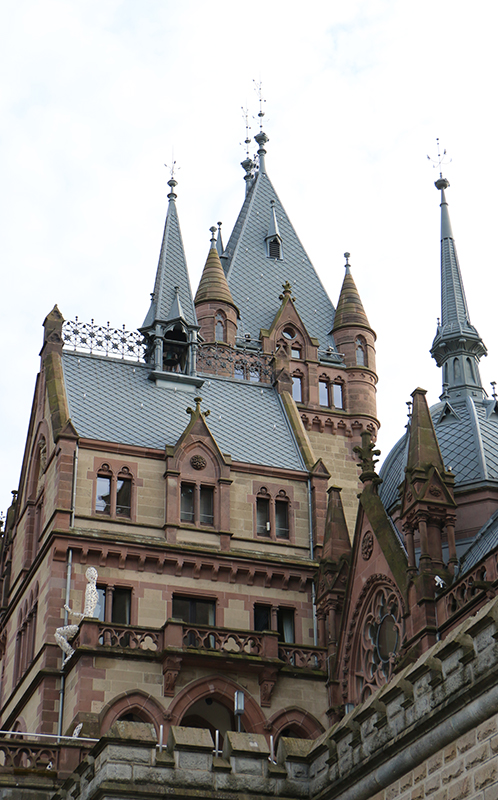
[[76, 619, 327, 673]]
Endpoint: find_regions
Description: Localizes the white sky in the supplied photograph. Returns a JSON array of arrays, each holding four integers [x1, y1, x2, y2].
[[1, 0, 497, 518]]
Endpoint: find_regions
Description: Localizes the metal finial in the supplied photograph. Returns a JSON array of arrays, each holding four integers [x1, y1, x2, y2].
[[241, 106, 252, 157], [406, 400, 413, 418], [491, 381, 497, 400], [253, 79, 266, 130], [209, 226, 217, 244], [427, 138, 452, 179]]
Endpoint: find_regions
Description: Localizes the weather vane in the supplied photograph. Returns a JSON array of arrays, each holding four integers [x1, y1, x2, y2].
[[253, 79, 266, 130], [427, 138, 451, 178], [241, 106, 252, 157], [164, 153, 179, 181]]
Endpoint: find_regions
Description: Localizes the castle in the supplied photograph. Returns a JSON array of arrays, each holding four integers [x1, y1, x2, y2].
[[1, 128, 498, 800]]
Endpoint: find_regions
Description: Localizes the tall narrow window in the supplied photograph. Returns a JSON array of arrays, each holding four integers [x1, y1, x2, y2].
[[181, 484, 195, 522], [319, 380, 329, 407], [199, 486, 214, 526], [112, 588, 131, 625], [254, 604, 271, 631], [333, 383, 343, 409], [356, 338, 366, 366], [96, 476, 111, 514], [292, 376, 303, 403], [215, 313, 225, 342], [116, 476, 131, 517], [277, 608, 295, 643], [275, 500, 289, 539], [257, 497, 271, 536]]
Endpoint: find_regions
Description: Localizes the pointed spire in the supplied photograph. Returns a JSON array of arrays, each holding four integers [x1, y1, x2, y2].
[[194, 228, 239, 310], [322, 486, 351, 562], [332, 254, 371, 332], [216, 222, 224, 256], [430, 178, 487, 399], [406, 388, 445, 473], [141, 177, 197, 332]]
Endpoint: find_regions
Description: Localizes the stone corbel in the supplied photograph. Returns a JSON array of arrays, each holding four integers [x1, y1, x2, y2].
[[259, 667, 279, 708], [163, 655, 182, 697]]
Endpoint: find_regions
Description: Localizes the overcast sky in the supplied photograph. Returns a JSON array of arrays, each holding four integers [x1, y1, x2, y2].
[[1, 1, 497, 518]]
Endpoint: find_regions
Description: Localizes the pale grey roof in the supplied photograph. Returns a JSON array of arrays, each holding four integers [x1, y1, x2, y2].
[[62, 351, 305, 471], [379, 396, 498, 511], [221, 169, 339, 356], [141, 189, 197, 331]]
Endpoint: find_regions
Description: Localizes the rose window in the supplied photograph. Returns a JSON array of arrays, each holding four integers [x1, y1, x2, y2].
[[354, 585, 403, 703]]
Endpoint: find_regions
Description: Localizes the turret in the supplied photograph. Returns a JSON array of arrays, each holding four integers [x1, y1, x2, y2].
[[332, 254, 378, 424], [140, 177, 199, 379], [194, 227, 239, 347]]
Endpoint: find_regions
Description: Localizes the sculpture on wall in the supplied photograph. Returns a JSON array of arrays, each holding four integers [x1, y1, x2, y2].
[[55, 567, 99, 665]]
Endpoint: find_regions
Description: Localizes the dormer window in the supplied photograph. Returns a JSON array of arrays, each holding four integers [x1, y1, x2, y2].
[[268, 237, 282, 259]]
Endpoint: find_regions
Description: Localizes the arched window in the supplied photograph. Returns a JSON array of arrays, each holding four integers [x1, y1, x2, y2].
[[356, 337, 367, 367], [255, 488, 291, 541], [215, 312, 226, 342], [95, 465, 133, 519]]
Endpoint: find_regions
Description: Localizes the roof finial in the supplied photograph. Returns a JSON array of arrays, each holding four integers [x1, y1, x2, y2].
[[427, 138, 451, 188], [209, 226, 217, 248], [241, 106, 252, 158], [253, 79, 269, 173], [253, 79, 266, 130], [164, 159, 179, 200], [491, 381, 497, 400], [344, 252, 351, 275]]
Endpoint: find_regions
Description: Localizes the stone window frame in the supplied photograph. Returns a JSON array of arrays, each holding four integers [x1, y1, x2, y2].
[[13, 584, 39, 685], [93, 463, 135, 521], [254, 485, 293, 543], [292, 369, 305, 404], [355, 335, 368, 367], [318, 373, 345, 410], [215, 309, 227, 343], [180, 482, 216, 528]]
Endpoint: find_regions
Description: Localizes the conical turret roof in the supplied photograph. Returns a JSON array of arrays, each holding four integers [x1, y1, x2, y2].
[[332, 256, 371, 332], [195, 231, 238, 311], [141, 179, 197, 331]]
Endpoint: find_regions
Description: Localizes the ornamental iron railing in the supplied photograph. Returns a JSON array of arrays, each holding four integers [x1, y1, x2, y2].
[[62, 318, 147, 362]]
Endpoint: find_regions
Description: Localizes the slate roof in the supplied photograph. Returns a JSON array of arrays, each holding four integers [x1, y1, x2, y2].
[[221, 168, 339, 357], [457, 508, 498, 576], [62, 351, 305, 471], [379, 396, 498, 512], [141, 191, 197, 330]]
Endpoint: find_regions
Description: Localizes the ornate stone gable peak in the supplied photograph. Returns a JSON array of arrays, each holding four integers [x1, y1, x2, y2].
[[402, 465, 455, 516]]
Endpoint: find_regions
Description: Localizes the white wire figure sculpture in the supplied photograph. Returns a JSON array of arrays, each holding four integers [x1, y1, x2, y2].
[[55, 567, 99, 665]]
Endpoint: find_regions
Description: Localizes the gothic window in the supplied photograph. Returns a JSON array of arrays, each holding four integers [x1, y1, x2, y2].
[[254, 604, 295, 642], [319, 380, 329, 407], [95, 465, 133, 519], [13, 590, 38, 684], [356, 337, 367, 367], [180, 482, 215, 527], [319, 377, 344, 409], [215, 312, 226, 342], [255, 488, 290, 541], [291, 345, 301, 359]]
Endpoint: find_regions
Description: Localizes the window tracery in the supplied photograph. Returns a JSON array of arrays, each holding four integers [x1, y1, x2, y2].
[[344, 576, 404, 707]]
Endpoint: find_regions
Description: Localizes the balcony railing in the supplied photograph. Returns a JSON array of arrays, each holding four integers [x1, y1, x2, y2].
[[87, 620, 326, 672]]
